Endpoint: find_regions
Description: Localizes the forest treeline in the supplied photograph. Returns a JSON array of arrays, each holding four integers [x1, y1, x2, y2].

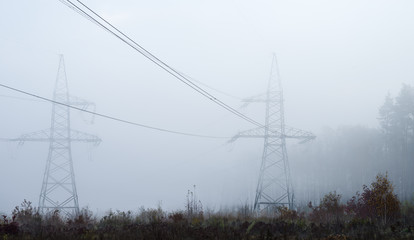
[[291, 84, 414, 204]]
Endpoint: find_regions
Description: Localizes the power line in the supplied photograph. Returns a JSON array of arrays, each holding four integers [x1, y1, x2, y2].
[[58, 0, 264, 128], [176, 70, 242, 100], [0, 83, 228, 139], [0, 94, 43, 102]]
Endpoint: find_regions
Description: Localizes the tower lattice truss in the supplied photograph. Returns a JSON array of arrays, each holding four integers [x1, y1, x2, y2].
[[9, 55, 101, 216], [230, 54, 315, 212]]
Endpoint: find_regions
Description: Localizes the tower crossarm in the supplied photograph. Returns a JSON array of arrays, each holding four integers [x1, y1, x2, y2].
[[229, 126, 315, 144], [241, 92, 272, 108], [229, 127, 281, 143], [68, 129, 101, 145], [68, 95, 96, 110], [7, 129, 101, 145], [7, 129, 51, 145], [284, 125, 316, 143]]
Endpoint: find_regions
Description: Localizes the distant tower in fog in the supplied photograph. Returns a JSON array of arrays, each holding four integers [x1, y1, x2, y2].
[[10, 55, 100, 216], [230, 54, 315, 212]]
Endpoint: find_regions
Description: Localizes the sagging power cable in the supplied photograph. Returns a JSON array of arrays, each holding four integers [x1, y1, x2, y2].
[[0, 83, 229, 139], [58, 0, 264, 128]]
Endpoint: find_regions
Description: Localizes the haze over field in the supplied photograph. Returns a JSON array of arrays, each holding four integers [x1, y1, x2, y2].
[[1, 0, 413, 215]]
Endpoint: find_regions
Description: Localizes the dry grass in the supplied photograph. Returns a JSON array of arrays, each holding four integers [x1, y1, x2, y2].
[[1, 199, 413, 240]]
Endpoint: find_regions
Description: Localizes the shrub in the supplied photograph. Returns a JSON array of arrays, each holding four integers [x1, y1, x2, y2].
[[346, 172, 400, 224], [309, 191, 345, 224], [1, 214, 18, 235], [276, 206, 299, 222], [168, 211, 186, 223], [12, 199, 42, 234], [137, 206, 166, 224], [67, 207, 96, 234]]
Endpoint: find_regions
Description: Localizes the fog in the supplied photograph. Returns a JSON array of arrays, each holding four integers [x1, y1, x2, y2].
[[1, 0, 414, 215]]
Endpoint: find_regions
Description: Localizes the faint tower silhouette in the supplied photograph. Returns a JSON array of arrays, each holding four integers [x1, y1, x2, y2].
[[230, 54, 315, 212], [10, 55, 100, 216]]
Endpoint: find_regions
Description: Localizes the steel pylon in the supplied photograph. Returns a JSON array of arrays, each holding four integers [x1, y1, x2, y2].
[[230, 54, 315, 213], [9, 55, 100, 216]]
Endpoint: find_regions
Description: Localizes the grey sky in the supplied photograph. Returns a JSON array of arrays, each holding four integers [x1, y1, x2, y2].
[[1, 0, 413, 214]]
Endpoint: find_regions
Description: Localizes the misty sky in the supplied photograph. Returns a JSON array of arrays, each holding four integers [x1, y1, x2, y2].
[[1, 0, 414, 214]]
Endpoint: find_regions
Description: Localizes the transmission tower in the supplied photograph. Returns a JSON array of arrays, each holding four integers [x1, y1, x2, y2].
[[230, 54, 315, 212], [8, 55, 101, 216]]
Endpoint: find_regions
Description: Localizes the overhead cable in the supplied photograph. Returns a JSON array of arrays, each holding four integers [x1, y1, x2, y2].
[[176, 70, 242, 100], [58, 0, 263, 128], [0, 83, 228, 139]]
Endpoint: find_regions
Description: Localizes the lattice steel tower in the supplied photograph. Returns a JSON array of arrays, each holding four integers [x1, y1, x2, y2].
[[230, 54, 315, 212], [10, 55, 100, 216]]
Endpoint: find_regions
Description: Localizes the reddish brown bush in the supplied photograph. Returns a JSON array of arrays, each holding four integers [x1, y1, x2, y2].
[[309, 191, 345, 224], [346, 172, 400, 224]]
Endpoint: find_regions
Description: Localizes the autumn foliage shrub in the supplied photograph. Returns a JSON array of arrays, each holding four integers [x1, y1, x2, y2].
[[309, 191, 345, 224], [1, 214, 18, 235], [276, 206, 300, 222], [346, 172, 400, 224]]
